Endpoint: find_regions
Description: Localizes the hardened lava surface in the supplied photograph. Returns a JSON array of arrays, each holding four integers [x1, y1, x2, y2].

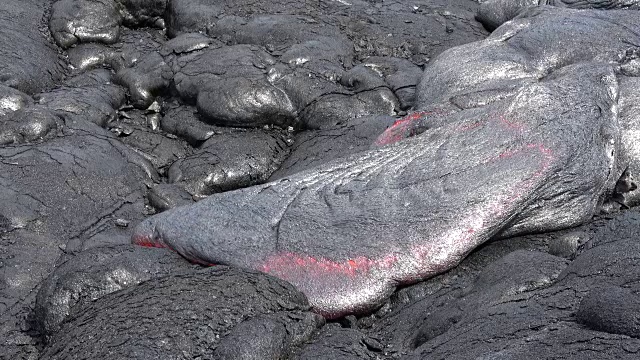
[[3, 1, 640, 359]]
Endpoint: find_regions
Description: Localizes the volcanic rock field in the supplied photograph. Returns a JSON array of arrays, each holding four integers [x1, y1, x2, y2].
[[3, 0, 640, 359]]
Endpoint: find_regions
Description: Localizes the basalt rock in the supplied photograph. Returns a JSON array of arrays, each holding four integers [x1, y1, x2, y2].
[[167, 128, 291, 198], [34, 244, 196, 339], [40, 267, 323, 359], [0, 0, 65, 94]]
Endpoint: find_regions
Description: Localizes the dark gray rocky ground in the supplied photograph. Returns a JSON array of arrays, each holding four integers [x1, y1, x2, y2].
[[2, 1, 640, 359]]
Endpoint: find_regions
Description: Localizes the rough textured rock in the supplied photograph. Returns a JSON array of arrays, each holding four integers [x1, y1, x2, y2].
[[163, 0, 486, 131], [40, 267, 324, 359], [0, 120, 153, 358], [375, 250, 569, 352], [115, 52, 172, 109], [165, 0, 224, 36], [0, 0, 65, 94], [293, 325, 383, 360], [0, 230, 63, 359], [0, 85, 33, 118], [147, 183, 194, 212], [271, 115, 397, 179], [214, 312, 323, 359], [295, 65, 401, 130], [49, 0, 169, 49], [172, 44, 296, 127], [264, 38, 402, 130], [36, 69, 126, 128], [548, 231, 590, 259], [116, 0, 168, 27], [0, 120, 152, 242], [476, 0, 539, 30], [361, 57, 424, 110], [0, 105, 62, 145], [50, 0, 123, 49], [160, 104, 219, 145], [577, 285, 640, 338], [168, 128, 291, 198], [379, 209, 640, 359], [67, 28, 166, 73], [192, 0, 487, 63], [617, 74, 640, 207], [34, 244, 196, 339], [112, 107, 192, 174]]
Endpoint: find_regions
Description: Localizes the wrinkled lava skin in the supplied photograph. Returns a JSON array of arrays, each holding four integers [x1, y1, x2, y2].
[[134, 8, 640, 317]]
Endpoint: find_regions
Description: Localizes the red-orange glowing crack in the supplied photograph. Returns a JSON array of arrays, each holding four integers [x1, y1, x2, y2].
[[261, 253, 398, 279], [375, 111, 436, 146]]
